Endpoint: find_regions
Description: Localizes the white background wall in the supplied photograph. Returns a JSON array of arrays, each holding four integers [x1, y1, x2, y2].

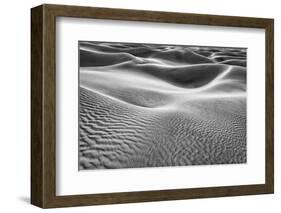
[[0, 0, 279, 212]]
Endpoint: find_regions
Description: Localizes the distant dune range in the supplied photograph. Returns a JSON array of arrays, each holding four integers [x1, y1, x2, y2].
[[79, 42, 247, 169]]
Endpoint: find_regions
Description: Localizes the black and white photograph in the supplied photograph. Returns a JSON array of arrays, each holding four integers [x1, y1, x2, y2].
[[79, 41, 247, 170]]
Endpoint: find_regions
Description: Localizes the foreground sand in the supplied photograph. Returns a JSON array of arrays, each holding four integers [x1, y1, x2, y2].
[[79, 42, 247, 169]]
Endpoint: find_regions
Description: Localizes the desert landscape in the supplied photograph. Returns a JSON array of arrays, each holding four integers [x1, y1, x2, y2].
[[79, 41, 247, 170]]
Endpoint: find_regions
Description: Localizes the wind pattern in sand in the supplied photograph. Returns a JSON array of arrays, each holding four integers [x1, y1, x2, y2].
[[79, 41, 247, 170]]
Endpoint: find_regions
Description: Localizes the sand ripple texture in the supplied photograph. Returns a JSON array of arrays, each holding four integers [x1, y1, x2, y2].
[[79, 42, 247, 170]]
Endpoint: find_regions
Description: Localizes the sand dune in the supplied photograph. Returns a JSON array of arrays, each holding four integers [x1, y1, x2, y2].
[[79, 42, 247, 170]]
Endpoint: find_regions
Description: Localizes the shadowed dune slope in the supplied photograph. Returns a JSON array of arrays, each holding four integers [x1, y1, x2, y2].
[[79, 42, 247, 169]]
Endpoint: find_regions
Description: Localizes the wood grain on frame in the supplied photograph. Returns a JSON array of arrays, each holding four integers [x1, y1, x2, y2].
[[31, 4, 274, 208]]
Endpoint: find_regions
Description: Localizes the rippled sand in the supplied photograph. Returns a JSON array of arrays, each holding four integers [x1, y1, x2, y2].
[[79, 42, 247, 170]]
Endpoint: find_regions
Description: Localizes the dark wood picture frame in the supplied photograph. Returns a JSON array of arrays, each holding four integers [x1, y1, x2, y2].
[[31, 4, 274, 208]]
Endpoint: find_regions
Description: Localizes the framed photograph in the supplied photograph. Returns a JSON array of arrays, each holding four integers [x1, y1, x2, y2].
[[31, 4, 274, 208]]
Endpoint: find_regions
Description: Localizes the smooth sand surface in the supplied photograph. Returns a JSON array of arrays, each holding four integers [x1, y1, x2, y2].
[[79, 42, 247, 169]]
